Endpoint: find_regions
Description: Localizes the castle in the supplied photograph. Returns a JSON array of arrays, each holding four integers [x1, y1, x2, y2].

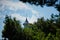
[[23, 18, 29, 28]]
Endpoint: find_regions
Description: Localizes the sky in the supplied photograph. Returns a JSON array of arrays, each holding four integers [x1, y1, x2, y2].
[[0, 0, 59, 39]]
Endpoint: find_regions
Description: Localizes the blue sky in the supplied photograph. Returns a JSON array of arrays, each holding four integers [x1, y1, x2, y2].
[[0, 0, 59, 39]]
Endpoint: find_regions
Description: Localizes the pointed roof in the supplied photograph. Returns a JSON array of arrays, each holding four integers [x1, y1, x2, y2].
[[23, 18, 29, 25], [25, 18, 28, 23]]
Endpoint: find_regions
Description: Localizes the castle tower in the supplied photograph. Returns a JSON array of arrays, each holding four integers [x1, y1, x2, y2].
[[23, 18, 29, 28]]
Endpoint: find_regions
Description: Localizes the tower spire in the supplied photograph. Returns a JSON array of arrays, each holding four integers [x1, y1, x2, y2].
[[23, 12, 29, 27], [23, 17, 29, 27]]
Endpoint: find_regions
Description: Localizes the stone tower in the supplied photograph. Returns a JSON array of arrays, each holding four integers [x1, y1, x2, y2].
[[23, 18, 29, 28]]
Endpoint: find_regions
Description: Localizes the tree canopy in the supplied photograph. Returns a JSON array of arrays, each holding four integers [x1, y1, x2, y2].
[[2, 0, 60, 40], [19, 0, 58, 7], [2, 13, 60, 40]]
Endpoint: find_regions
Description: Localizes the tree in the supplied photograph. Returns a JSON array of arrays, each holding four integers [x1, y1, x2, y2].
[[2, 15, 22, 40], [19, 0, 58, 7], [55, 4, 60, 13]]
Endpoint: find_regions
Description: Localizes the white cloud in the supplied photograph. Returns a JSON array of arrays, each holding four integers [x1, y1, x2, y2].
[[10, 13, 37, 24], [0, 0, 26, 10], [0, 0, 39, 14], [28, 15, 37, 24], [0, 0, 39, 23], [11, 13, 26, 21]]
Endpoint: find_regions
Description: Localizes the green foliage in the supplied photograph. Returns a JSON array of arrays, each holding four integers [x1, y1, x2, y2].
[[2, 15, 22, 40], [55, 4, 60, 12], [19, 0, 58, 7], [1, 0, 60, 40], [2, 11, 60, 40]]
